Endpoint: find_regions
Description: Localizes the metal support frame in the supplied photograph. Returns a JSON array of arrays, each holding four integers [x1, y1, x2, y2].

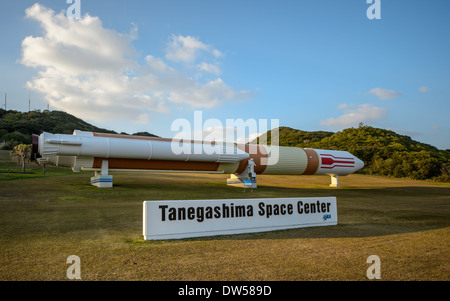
[[91, 160, 113, 188]]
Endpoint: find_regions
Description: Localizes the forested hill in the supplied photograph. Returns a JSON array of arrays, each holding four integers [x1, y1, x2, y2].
[[0, 109, 158, 149], [255, 126, 450, 182]]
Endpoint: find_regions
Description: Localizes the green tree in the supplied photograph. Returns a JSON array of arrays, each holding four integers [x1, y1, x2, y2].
[[2, 131, 29, 150], [11, 144, 32, 173]]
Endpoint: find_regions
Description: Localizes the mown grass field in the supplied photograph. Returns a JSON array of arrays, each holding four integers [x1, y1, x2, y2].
[[0, 150, 449, 281]]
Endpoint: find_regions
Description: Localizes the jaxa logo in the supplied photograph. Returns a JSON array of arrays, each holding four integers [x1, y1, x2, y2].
[[323, 214, 332, 221]]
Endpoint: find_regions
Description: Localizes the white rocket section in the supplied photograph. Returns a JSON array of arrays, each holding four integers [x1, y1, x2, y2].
[[38, 131, 249, 163], [314, 149, 365, 176], [253, 146, 364, 176]]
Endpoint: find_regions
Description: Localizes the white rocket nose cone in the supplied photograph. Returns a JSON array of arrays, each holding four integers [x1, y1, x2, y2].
[[354, 157, 365, 171]]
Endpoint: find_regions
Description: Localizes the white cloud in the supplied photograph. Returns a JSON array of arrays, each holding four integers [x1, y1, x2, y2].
[[419, 86, 429, 93], [168, 78, 239, 108], [320, 104, 388, 128], [368, 88, 403, 100], [22, 4, 137, 75], [165, 34, 222, 63], [21, 4, 250, 125], [197, 62, 222, 75]]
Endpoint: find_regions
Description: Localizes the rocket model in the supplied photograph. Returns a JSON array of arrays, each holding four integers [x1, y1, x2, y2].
[[31, 130, 364, 188]]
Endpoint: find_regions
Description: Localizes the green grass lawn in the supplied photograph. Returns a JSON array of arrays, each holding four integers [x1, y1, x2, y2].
[[0, 150, 449, 280]]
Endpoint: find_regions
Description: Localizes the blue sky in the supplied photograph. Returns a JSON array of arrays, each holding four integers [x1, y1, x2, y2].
[[1, 0, 449, 149]]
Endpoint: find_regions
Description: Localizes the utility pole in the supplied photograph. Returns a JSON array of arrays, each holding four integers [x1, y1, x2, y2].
[[4, 93, 6, 110], [28, 89, 31, 111]]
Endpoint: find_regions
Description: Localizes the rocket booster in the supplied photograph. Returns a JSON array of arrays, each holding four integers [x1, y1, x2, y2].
[[32, 130, 364, 187], [32, 130, 250, 172]]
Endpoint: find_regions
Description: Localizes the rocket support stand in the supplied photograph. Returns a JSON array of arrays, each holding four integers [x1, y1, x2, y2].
[[329, 174, 340, 187], [91, 160, 113, 188], [227, 159, 257, 190]]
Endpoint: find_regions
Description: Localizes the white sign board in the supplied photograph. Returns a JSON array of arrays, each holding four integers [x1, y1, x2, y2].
[[143, 197, 337, 240]]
